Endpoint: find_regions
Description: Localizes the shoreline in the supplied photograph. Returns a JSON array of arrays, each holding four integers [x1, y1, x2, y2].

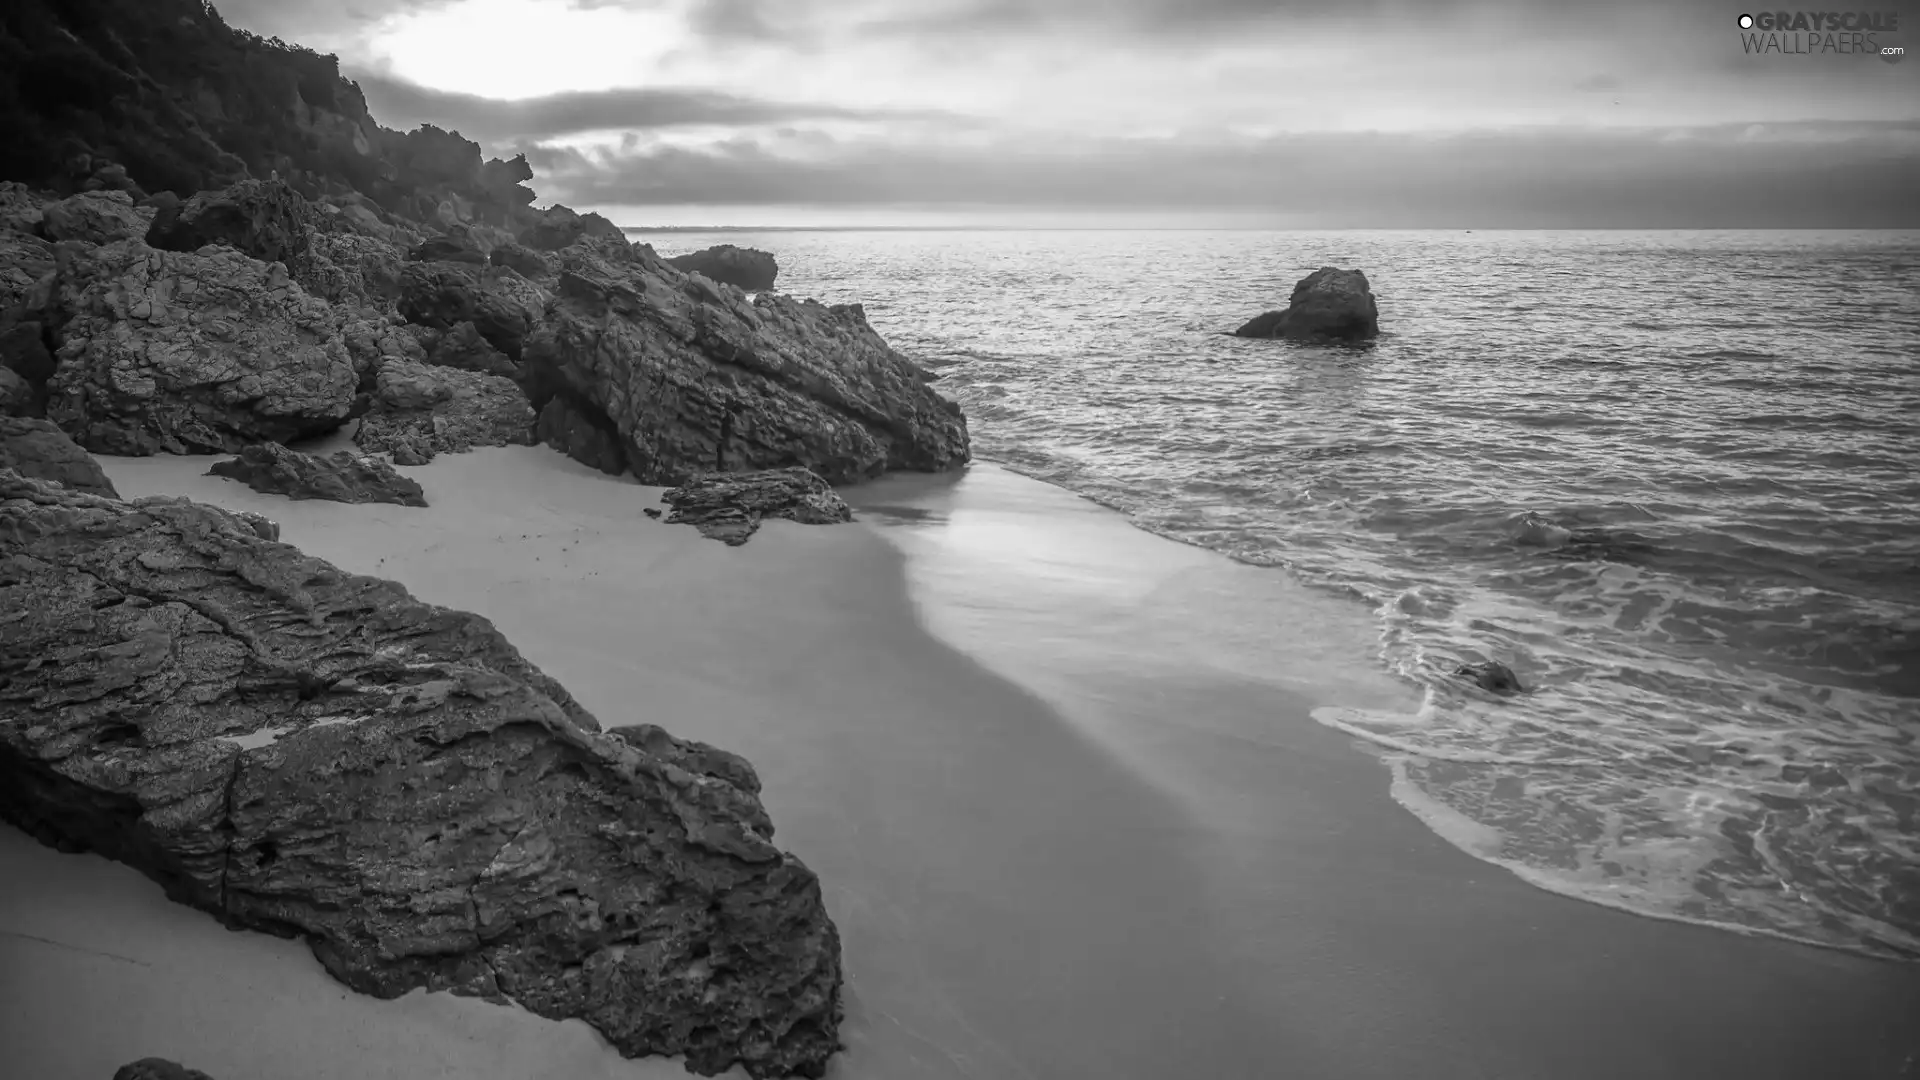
[[4, 447, 1917, 1079]]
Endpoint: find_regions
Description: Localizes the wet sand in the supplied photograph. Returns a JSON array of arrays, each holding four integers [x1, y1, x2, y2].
[[3, 446, 1916, 1079]]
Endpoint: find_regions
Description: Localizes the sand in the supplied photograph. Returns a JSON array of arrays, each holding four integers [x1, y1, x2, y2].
[[4, 444, 1917, 1080]]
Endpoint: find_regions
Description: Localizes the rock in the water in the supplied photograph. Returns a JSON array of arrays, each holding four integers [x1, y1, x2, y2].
[[0, 365, 35, 417], [1234, 267, 1380, 343], [354, 359, 535, 463], [44, 240, 358, 455], [537, 392, 627, 475], [0, 416, 119, 496], [1457, 660, 1525, 694], [1, 229, 56, 313], [113, 1059, 218, 1080], [489, 241, 551, 280], [521, 245, 969, 485], [41, 190, 152, 244], [398, 262, 546, 361], [0, 472, 843, 1079], [207, 441, 428, 507], [665, 245, 779, 291], [145, 179, 314, 268], [661, 467, 853, 546]]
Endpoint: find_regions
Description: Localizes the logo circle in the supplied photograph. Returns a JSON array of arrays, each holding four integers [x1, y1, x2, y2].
[[1738, 13, 1754, 28]]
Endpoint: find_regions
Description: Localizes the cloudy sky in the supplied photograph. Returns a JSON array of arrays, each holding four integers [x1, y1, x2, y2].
[[219, 0, 1917, 226]]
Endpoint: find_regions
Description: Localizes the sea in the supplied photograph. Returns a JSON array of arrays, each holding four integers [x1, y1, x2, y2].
[[633, 227, 1920, 962]]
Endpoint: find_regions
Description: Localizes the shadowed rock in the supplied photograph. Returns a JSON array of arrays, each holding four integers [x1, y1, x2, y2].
[[537, 393, 627, 476], [0, 416, 119, 495], [1, 229, 56, 313], [665, 245, 778, 291], [414, 321, 518, 379], [1456, 661, 1526, 694], [0, 472, 844, 1079], [354, 359, 535, 464], [489, 241, 551, 280], [145, 179, 313, 268], [398, 262, 547, 361], [113, 1059, 218, 1080], [409, 234, 489, 265], [0, 366, 34, 417], [662, 467, 853, 546], [1234, 267, 1379, 343], [0, 181, 47, 235], [208, 442, 428, 507]]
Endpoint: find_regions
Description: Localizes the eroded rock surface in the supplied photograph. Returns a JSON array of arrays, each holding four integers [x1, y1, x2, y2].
[[661, 467, 853, 546], [665, 245, 778, 291], [208, 441, 427, 507], [354, 359, 535, 464], [0, 472, 844, 1078], [0, 416, 118, 495], [1234, 267, 1380, 343]]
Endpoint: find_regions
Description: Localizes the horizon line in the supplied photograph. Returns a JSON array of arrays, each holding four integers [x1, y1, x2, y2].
[[620, 224, 1920, 233]]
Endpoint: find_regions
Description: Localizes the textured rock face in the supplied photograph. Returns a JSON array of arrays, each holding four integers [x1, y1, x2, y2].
[[145, 179, 314, 267], [661, 468, 853, 546], [354, 359, 535, 464], [208, 441, 428, 507], [665, 245, 778, 291], [398, 262, 547, 361], [1234, 267, 1379, 342], [521, 245, 969, 485], [113, 1059, 218, 1080], [1, 229, 56, 313], [44, 240, 358, 454], [0, 472, 843, 1079], [295, 231, 404, 310], [40, 190, 153, 244], [0, 416, 119, 495], [489, 241, 551, 280], [537, 393, 628, 476]]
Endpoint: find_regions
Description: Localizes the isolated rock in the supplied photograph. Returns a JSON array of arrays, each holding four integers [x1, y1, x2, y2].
[[41, 190, 152, 244], [1234, 267, 1380, 343], [0, 472, 843, 1079], [1457, 660, 1525, 695], [112, 1059, 218, 1080], [354, 359, 535, 463], [521, 244, 969, 484], [0, 416, 119, 496], [537, 393, 627, 476], [1, 230, 56, 312], [44, 240, 357, 455], [661, 467, 853, 546], [208, 441, 427, 507], [145, 179, 313, 267], [489, 241, 551, 280], [665, 245, 778, 291], [398, 262, 546, 360]]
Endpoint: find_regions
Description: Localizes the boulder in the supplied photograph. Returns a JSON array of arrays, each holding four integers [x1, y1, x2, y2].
[[354, 359, 535, 464], [41, 190, 153, 244], [665, 245, 779, 291], [418, 321, 518, 379], [0, 472, 843, 1079], [337, 315, 427, 385], [113, 1060, 218, 1080], [489, 241, 551, 280], [145, 180, 314, 268], [0, 181, 48, 235], [208, 441, 428, 507], [0, 415, 119, 496], [520, 244, 969, 485], [536, 393, 627, 476], [1233, 267, 1380, 343], [661, 467, 853, 546], [299, 232, 405, 309], [519, 204, 627, 252], [1, 230, 56, 313], [398, 262, 546, 361], [44, 240, 358, 455]]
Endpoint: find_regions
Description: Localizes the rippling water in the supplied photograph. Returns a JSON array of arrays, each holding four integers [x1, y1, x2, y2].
[[640, 228, 1920, 959]]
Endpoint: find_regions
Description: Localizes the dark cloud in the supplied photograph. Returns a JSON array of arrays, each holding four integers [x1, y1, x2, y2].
[[531, 123, 1920, 227], [350, 72, 967, 140]]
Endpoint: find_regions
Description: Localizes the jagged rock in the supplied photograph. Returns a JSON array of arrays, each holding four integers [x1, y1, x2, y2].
[[1, 182, 48, 235], [0, 416, 119, 495], [1234, 267, 1380, 343], [665, 245, 778, 291], [0, 366, 34, 417], [417, 321, 517, 379], [409, 234, 488, 265], [1457, 661, 1526, 695], [41, 190, 153, 244], [208, 441, 428, 507], [354, 359, 534, 463], [337, 315, 427, 385], [113, 1059, 218, 1080], [145, 179, 313, 267], [537, 393, 627, 476], [0, 472, 844, 1079], [44, 240, 357, 455], [520, 244, 969, 485], [519, 204, 627, 251], [398, 262, 546, 361], [299, 231, 405, 309], [1, 230, 56, 313], [489, 241, 550, 280], [661, 467, 853, 546]]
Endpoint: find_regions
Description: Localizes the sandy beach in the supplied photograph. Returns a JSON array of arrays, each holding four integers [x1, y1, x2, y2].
[[5, 444, 1917, 1080]]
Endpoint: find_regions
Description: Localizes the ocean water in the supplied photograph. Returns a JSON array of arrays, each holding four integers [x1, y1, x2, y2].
[[636, 227, 1920, 961]]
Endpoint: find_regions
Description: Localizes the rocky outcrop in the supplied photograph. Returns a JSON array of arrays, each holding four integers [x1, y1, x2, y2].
[[537, 393, 627, 476], [413, 321, 518, 379], [299, 231, 405, 309], [0, 472, 844, 1078], [398, 262, 546, 361], [1, 229, 55, 312], [41, 190, 152, 244], [521, 244, 969, 485], [0, 415, 119, 495], [354, 359, 535, 465], [145, 179, 313, 267], [520, 204, 627, 252], [661, 467, 854, 546], [1234, 267, 1380, 343], [665, 245, 778, 291], [113, 1060, 218, 1080], [44, 240, 357, 454], [489, 241, 551, 280], [208, 441, 427, 507]]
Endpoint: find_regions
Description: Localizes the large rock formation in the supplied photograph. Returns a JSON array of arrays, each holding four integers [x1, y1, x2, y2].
[[521, 243, 969, 485], [398, 262, 546, 362], [661, 468, 854, 546], [208, 441, 427, 507], [0, 472, 844, 1078], [1234, 267, 1380, 343], [354, 359, 535, 465], [519, 204, 627, 252], [665, 245, 778, 291], [43, 240, 357, 454], [145, 179, 312, 267], [0, 415, 118, 495]]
